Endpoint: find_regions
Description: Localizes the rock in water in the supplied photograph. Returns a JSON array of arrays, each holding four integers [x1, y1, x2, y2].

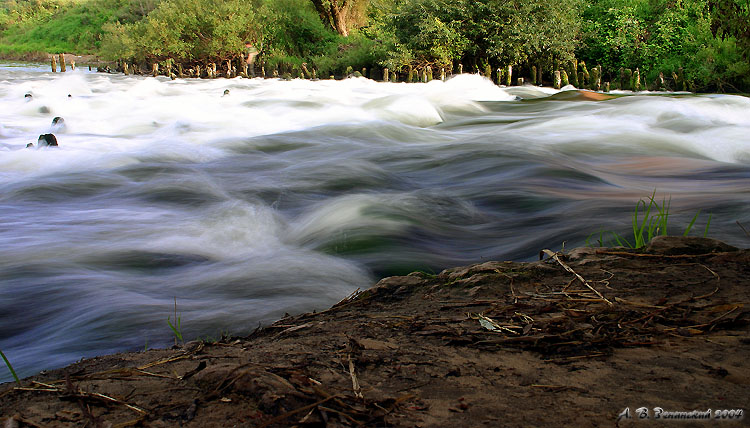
[[51, 117, 66, 132], [37, 134, 58, 147]]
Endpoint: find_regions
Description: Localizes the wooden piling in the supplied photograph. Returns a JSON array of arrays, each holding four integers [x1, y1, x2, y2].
[[408, 66, 414, 83], [427, 66, 433, 82], [51, 56, 57, 72], [553, 71, 561, 89], [579, 61, 588, 87], [484, 64, 492, 79], [536, 63, 542, 86], [152, 63, 159, 77], [383, 68, 389, 82], [561, 70, 569, 87], [421, 68, 427, 83], [591, 67, 600, 91], [123, 63, 129, 75], [633, 68, 641, 91], [59, 54, 66, 72], [496, 68, 502, 86], [441, 68, 445, 81], [531, 65, 537, 85], [505, 65, 512, 87], [570, 60, 578, 87], [458, 64, 463, 75]]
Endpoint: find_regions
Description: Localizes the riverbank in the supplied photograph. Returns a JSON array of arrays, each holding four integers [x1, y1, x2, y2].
[[1, 236, 748, 427]]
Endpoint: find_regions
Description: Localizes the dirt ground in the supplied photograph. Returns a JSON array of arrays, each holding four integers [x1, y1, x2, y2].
[[1, 236, 749, 427]]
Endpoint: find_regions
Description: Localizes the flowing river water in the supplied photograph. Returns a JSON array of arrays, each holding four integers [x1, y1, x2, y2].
[[1, 62, 749, 381]]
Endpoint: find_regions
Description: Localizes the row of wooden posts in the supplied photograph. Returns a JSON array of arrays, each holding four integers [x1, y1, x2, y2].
[[87, 55, 689, 92], [50, 53, 77, 72]]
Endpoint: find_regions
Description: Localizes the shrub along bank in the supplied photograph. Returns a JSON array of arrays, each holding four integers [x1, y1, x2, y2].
[[1, 0, 748, 92]]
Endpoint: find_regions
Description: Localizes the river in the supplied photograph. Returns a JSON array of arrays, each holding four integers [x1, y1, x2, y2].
[[1, 62, 749, 381]]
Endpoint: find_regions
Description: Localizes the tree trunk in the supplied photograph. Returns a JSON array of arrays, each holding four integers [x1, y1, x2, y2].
[[310, 0, 350, 37]]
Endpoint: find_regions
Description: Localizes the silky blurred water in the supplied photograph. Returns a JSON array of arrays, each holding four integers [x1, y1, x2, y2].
[[1, 62, 749, 381]]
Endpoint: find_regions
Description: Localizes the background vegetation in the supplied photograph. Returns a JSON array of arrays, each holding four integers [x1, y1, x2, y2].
[[1, 0, 748, 91]]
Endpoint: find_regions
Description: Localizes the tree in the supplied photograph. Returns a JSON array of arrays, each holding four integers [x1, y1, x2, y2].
[[309, 0, 368, 36], [709, 0, 750, 57]]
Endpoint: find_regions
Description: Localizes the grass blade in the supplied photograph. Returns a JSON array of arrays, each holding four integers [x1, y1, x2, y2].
[[0, 349, 21, 386], [704, 213, 712, 238], [683, 210, 701, 236]]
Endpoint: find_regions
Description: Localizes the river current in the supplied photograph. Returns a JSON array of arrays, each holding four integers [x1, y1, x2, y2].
[[1, 62, 749, 381]]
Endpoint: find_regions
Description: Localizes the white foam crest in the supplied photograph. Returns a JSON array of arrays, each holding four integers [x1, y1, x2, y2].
[[144, 201, 287, 259], [288, 193, 410, 245]]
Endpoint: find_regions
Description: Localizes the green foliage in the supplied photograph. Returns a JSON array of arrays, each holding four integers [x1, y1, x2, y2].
[[376, 0, 581, 71], [577, 0, 749, 91], [0, 0, 156, 55], [100, 0, 258, 62], [588, 192, 712, 249], [167, 297, 184, 347]]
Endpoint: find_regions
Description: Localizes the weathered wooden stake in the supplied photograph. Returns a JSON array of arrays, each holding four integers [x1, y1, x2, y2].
[[633, 68, 641, 91], [51, 56, 57, 72], [531, 65, 537, 85], [383, 68, 389, 82], [496, 68, 502, 85], [484, 63, 492, 79], [561, 70, 569, 87], [152, 63, 159, 77], [71, 61, 75, 71], [59, 54, 66, 72], [441, 68, 445, 81], [458, 64, 463, 74], [591, 67, 600, 91], [408, 66, 413, 82], [570, 60, 579, 87], [505, 65, 512, 86], [553, 70, 561, 89], [537, 63, 542, 86], [580, 61, 589, 86], [123, 63, 129, 75], [427, 66, 433, 82]]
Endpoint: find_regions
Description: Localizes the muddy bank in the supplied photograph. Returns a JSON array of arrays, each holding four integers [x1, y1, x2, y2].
[[1, 236, 749, 427]]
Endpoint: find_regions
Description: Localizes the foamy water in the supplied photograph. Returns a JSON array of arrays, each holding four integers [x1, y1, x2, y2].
[[1, 62, 749, 381]]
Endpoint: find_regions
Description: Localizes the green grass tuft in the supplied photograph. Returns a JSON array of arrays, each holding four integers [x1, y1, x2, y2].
[[167, 297, 184, 347], [588, 191, 711, 249]]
